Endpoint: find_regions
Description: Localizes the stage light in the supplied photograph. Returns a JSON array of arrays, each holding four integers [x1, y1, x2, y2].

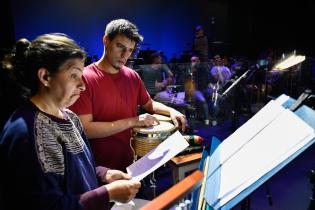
[[273, 50, 305, 70]]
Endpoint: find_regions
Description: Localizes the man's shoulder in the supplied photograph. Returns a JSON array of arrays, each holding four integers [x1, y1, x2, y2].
[[122, 66, 140, 77], [222, 66, 231, 72], [210, 66, 218, 71], [84, 63, 97, 73], [83, 63, 102, 81], [122, 65, 135, 72]]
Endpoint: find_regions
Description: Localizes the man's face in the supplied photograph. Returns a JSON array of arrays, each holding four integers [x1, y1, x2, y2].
[[195, 29, 204, 38], [104, 34, 136, 70], [153, 55, 162, 64], [191, 56, 200, 67], [214, 55, 222, 66]]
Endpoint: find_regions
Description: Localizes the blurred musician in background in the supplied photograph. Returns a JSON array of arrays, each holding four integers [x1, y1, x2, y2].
[[140, 51, 173, 98], [208, 54, 232, 125], [184, 55, 211, 125], [210, 54, 232, 85], [154, 55, 211, 125], [192, 25, 209, 62]]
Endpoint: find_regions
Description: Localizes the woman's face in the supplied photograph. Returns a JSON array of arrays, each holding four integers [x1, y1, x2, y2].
[[48, 58, 85, 108]]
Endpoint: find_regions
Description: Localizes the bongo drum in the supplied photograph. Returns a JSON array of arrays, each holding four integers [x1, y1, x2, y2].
[[152, 114, 172, 122], [132, 121, 176, 157]]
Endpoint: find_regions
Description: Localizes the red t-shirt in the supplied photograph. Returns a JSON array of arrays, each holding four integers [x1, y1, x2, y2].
[[70, 63, 150, 171]]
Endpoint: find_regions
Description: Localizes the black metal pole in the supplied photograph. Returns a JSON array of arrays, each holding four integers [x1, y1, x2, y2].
[[308, 169, 315, 210]]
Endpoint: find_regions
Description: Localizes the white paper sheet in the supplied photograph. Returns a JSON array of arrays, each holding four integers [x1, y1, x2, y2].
[[111, 199, 150, 210], [127, 131, 189, 181], [216, 133, 315, 209], [274, 94, 290, 106], [207, 100, 285, 178], [205, 109, 314, 208]]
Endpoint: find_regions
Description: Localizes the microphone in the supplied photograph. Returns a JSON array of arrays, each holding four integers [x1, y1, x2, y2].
[[183, 135, 213, 147], [183, 135, 204, 146], [178, 135, 215, 156]]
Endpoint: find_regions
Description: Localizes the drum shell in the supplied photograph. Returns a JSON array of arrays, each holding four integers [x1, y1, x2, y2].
[[132, 122, 175, 157]]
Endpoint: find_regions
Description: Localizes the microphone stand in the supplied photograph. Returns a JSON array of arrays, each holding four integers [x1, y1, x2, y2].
[[220, 69, 251, 131]]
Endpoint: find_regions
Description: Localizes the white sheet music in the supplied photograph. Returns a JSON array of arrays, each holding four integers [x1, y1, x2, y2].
[[204, 101, 315, 209], [274, 94, 290, 106], [127, 131, 189, 181], [209, 100, 285, 175]]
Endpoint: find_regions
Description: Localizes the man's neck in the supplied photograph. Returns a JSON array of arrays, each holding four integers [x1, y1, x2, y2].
[[95, 57, 120, 74]]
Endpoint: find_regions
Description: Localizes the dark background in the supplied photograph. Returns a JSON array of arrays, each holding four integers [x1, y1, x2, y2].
[[1, 0, 315, 60]]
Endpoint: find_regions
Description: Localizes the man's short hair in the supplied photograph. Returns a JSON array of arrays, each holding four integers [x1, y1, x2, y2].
[[105, 19, 143, 44], [150, 51, 161, 59]]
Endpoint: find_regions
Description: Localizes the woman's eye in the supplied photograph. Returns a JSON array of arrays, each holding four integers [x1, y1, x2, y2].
[[71, 74, 78, 79]]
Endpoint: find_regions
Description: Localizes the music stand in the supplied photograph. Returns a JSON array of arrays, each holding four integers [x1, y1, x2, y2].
[[194, 94, 315, 210], [139, 94, 315, 210]]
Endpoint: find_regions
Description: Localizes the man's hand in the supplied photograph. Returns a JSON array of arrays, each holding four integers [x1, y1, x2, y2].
[[105, 180, 141, 203], [133, 113, 159, 127], [169, 109, 187, 132], [103, 169, 131, 183], [155, 80, 167, 90]]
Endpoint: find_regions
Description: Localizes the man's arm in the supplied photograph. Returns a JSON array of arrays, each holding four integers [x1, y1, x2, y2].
[[164, 64, 174, 85], [78, 113, 159, 139], [142, 98, 186, 131]]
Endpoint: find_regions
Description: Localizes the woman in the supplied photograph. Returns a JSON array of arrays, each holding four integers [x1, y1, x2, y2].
[[0, 33, 140, 210]]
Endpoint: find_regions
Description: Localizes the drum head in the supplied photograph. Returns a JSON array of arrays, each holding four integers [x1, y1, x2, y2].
[[153, 114, 172, 122], [133, 121, 175, 134]]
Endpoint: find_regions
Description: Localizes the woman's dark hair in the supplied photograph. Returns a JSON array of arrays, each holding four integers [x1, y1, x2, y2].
[[14, 33, 86, 95], [0, 34, 86, 129]]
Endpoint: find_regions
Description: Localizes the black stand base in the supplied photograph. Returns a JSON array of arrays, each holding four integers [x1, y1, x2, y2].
[[308, 169, 315, 210], [240, 196, 251, 210], [265, 181, 273, 206]]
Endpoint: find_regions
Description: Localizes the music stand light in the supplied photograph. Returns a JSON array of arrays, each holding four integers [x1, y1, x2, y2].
[[272, 50, 305, 71]]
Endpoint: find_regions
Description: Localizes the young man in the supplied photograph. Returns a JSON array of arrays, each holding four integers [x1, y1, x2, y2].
[[70, 19, 186, 171]]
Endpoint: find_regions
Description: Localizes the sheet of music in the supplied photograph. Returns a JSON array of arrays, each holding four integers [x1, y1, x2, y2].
[[206, 100, 286, 180], [220, 100, 286, 164], [204, 102, 315, 209], [127, 131, 189, 181]]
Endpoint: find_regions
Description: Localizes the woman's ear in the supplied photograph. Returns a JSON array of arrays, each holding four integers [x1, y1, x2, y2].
[[38, 68, 50, 87]]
